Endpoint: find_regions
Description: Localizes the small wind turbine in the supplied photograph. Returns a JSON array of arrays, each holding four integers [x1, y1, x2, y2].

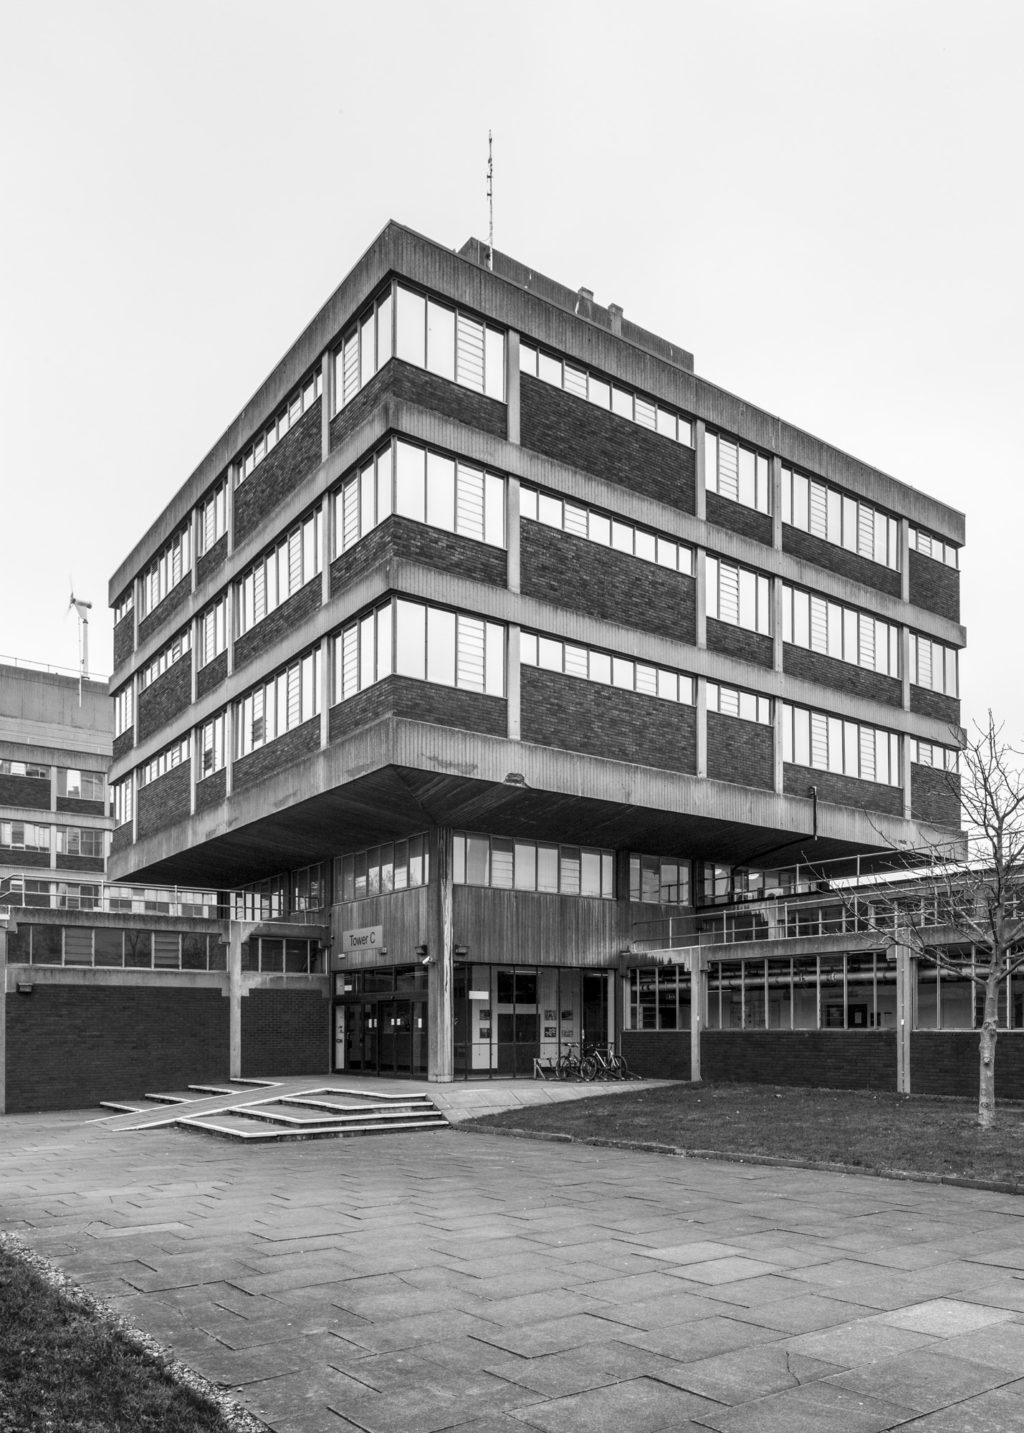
[[67, 585, 92, 703]]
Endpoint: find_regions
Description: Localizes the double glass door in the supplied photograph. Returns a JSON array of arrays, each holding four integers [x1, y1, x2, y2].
[[338, 998, 427, 1075]]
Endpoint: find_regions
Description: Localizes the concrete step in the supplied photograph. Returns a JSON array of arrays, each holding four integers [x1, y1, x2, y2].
[[175, 1108, 450, 1142]]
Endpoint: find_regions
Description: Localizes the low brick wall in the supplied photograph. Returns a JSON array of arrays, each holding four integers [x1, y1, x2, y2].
[[911, 1032, 1024, 1100], [240, 988, 330, 1077], [621, 1030, 691, 1080], [701, 1030, 898, 1091]]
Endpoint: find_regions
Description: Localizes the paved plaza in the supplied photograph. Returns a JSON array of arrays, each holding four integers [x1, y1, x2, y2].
[[5, 1101, 1024, 1432]]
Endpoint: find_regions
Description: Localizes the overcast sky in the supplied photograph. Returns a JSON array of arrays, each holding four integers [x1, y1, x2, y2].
[[1, 0, 1020, 737]]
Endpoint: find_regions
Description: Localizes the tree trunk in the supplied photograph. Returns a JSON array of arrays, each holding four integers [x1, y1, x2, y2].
[[978, 969, 1000, 1129]]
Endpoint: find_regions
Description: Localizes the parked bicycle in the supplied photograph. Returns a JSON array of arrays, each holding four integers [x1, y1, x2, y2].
[[580, 1043, 640, 1082], [554, 1040, 586, 1080]]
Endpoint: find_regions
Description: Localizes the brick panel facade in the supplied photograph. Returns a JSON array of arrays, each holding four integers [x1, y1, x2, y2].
[[911, 1032, 1024, 1100], [59, 854, 106, 874], [705, 492, 773, 546], [233, 400, 322, 546], [621, 1030, 692, 1080], [240, 988, 329, 1077], [909, 686, 960, 727], [112, 728, 134, 761], [55, 797, 105, 818], [2, 850, 50, 869], [783, 762, 903, 816], [0, 774, 50, 810], [113, 613, 134, 667], [196, 651, 229, 701], [782, 528, 902, 597], [331, 515, 507, 599], [196, 533, 228, 588], [138, 575, 191, 645], [137, 658, 192, 743], [520, 375, 696, 512], [783, 645, 903, 708], [329, 361, 507, 451], [706, 618, 774, 669], [520, 522, 696, 645], [521, 666, 697, 773], [702, 1030, 898, 1090], [234, 580, 322, 673], [707, 712, 774, 789], [232, 717, 321, 793], [4, 984, 229, 1112], [911, 763, 962, 829], [329, 677, 507, 744], [195, 768, 227, 813], [137, 763, 191, 838], [908, 550, 960, 622], [111, 824, 133, 854]]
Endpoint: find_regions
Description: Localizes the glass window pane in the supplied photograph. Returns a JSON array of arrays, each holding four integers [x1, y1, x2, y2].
[[426, 607, 456, 686], [395, 286, 426, 366], [395, 441, 425, 521], [426, 300, 455, 379], [426, 452, 456, 532], [395, 600, 426, 679]]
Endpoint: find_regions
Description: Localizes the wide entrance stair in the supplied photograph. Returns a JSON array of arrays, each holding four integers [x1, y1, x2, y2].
[[96, 1079, 450, 1142]]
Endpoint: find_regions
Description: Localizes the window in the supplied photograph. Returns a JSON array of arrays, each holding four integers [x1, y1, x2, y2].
[[139, 628, 191, 690], [520, 631, 694, 706], [113, 685, 133, 736], [199, 712, 226, 777], [197, 479, 228, 554], [704, 952, 894, 1032], [139, 737, 191, 787], [453, 832, 614, 897], [706, 556, 772, 634], [395, 285, 505, 400], [909, 634, 959, 696], [236, 369, 322, 484], [629, 967, 692, 1030], [112, 776, 134, 827], [58, 769, 104, 801], [332, 286, 394, 413], [520, 343, 693, 447], [0, 759, 48, 779], [704, 432, 771, 513], [706, 683, 771, 724], [237, 510, 321, 635], [235, 649, 321, 758], [781, 468, 900, 570], [629, 854, 690, 904], [0, 821, 49, 851], [139, 525, 192, 615], [197, 593, 229, 667], [56, 827, 105, 858], [244, 937, 321, 975], [782, 584, 900, 676], [782, 703, 901, 785], [113, 588, 134, 623], [334, 600, 505, 702], [292, 864, 326, 912], [336, 835, 430, 900], [520, 486, 693, 574], [909, 526, 959, 568], [910, 739, 960, 771]]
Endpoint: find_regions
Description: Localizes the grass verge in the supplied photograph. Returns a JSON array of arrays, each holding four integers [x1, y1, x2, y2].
[[0, 1236, 264, 1433], [468, 1083, 1024, 1187]]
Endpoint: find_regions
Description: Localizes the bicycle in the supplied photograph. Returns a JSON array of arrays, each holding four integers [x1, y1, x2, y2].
[[554, 1040, 586, 1081], [580, 1043, 637, 1081]]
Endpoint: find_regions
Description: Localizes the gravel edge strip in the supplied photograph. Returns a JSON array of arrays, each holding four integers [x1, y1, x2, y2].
[[454, 1122, 1024, 1196], [0, 1232, 271, 1433]]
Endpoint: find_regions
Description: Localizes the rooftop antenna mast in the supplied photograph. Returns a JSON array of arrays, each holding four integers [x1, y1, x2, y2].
[[68, 590, 92, 705], [486, 130, 494, 271]]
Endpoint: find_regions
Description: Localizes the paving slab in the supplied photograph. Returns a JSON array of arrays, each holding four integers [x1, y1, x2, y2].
[[6, 1104, 1024, 1432]]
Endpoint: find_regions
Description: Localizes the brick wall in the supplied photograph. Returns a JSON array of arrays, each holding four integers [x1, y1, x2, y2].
[[137, 658, 192, 742], [233, 400, 322, 546], [0, 774, 50, 809], [707, 712, 774, 789], [520, 522, 696, 644], [621, 1030, 692, 1080], [783, 761, 903, 816], [232, 717, 321, 793], [137, 762, 191, 838], [331, 515, 508, 599], [4, 984, 230, 1112], [59, 854, 106, 874], [138, 575, 191, 645], [197, 533, 228, 587], [112, 728, 134, 760], [909, 686, 960, 727], [2, 850, 50, 869], [234, 580, 322, 673], [782, 528, 902, 598], [702, 1030, 898, 1090], [329, 677, 507, 744], [706, 492, 773, 546], [113, 613, 134, 667], [908, 550, 960, 622], [55, 796, 105, 818], [196, 650, 228, 701], [195, 768, 227, 813], [706, 618, 774, 668], [783, 645, 903, 708], [911, 763, 962, 829], [911, 1032, 1024, 1100], [329, 361, 507, 450], [521, 666, 697, 773], [111, 824, 133, 854], [520, 375, 696, 512], [240, 988, 329, 1077]]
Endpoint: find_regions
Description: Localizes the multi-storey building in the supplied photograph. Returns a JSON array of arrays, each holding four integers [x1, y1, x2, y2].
[[101, 222, 966, 1087]]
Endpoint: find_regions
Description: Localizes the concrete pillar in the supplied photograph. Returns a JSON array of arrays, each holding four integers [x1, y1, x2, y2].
[[695, 549, 707, 649], [899, 517, 910, 603], [695, 676, 707, 779], [693, 419, 706, 523], [427, 826, 454, 1082], [691, 950, 703, 1083], [895, 937, 914, 1094], [321, 351, 332, 464], [506, 476, 520, 595], [0, 923, 8, 1113], [506, 624, 521, 742], [771, 455, 783, 550], [228, 923, 244, 1080], [506, 332, 520, 445]]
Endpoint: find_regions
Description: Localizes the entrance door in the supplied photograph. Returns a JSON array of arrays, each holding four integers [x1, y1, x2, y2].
[[582, 972, 610, 1050], [334, 1004, 346, 1070], [342, 1002, 377, 1071]]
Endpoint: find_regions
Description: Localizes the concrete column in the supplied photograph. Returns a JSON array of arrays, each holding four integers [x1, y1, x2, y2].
[[506, 624, 521, 742], [900, 626, 911, 712], [690, 950, 703, 1083], [224, 704, 234, 798], [228, 923, 244, 1080], [506, 332, 520, 445], [895, 938, 914, 1093], [506, 476, 520, 595], [427, 825, 454, 1082], [693, 419, 706, 523], [899, 517, 910, 603], [225, 465, 236, 557], [695, 676, 707, 779], [772, 576, 784, 673], [320, 636, 331, 749], [695, 549, 707, 649], [902, 720, 913, 819], [0, 924, 7, 1113], [322, 478, 334, 608], [772, 695, 785, 794], [771, 455, 783, 550], [321, 351, 332, 464]]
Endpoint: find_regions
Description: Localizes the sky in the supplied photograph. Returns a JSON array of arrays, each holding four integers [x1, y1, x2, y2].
[[0, 0, 1020, 737]]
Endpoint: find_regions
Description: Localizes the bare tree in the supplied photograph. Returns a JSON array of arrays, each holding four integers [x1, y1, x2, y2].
[[824, 714, 1024, 1128]]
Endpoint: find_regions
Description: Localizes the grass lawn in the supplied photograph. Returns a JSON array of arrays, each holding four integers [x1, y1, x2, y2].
[[470, 1083, 1024, 1187], [0, 1238, 258, 1433]]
